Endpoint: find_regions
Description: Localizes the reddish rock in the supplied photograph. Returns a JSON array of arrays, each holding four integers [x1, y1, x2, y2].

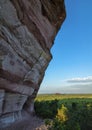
[[0, 0, 66, 127]]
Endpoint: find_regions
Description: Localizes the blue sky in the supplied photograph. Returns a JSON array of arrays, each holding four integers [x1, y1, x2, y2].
[[39, 0, 92, 94]]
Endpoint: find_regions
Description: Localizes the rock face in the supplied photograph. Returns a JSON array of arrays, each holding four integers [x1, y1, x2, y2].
[[0, 0, 66, 127]]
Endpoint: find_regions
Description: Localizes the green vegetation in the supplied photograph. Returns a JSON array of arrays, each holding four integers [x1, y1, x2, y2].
[[35, 94, 92, 101], [34, 94, 92, 130]]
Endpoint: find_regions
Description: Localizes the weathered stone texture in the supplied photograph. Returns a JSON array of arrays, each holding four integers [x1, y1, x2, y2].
[[0, 0, 66, 127], [0, 90, 5, 115], [3, 93, 28, 114]]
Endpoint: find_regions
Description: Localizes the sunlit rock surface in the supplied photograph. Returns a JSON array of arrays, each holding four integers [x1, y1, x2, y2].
[[0, 0, 66, 127]]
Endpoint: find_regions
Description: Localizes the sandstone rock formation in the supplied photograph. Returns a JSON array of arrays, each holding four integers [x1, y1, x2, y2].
[[0, 0, 66, 127]]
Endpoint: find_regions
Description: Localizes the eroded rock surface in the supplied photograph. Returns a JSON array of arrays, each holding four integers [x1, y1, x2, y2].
[[0, 0, 66, 127]]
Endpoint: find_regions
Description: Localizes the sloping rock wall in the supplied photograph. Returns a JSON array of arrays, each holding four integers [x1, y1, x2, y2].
[[0, 0, 66, 127]]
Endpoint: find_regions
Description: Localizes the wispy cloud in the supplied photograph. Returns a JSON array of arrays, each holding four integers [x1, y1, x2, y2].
[[39, 83, 92, 94], [39, 76, 92, 94], [67, 76, 92, 83], [66, 83, 92, 93]]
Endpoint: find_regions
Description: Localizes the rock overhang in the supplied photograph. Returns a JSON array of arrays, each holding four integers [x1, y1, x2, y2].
[[0, 0, 66, 127]]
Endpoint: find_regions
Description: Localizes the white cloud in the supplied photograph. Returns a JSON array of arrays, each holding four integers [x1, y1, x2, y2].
[[39, 76, 92, 94], [65, 83, 91, 93], [67, 83, 92, 93], [39, 83, 92, 94], [67, 76, 92, 83]]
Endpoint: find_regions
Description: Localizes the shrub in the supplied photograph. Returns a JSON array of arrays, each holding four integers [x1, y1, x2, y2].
[[56, 104, 68, 122], [34, 99, 58, 119], [34, 98, 92, 130]]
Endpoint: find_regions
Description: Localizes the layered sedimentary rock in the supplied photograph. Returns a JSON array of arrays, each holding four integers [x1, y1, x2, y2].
[[0, 0, 66, 127]]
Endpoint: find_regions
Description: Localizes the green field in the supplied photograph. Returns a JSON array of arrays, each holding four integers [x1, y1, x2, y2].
[[35, 94, 92, 130], [36, 94, 92, 101]]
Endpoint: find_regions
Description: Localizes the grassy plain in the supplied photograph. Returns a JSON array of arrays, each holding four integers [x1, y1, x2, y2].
[[36, 93, 92, 101]]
